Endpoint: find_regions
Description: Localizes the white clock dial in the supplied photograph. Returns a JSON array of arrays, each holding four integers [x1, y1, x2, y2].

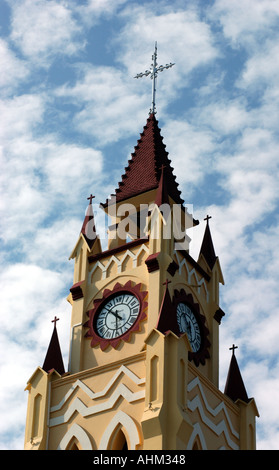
[[95, 293, 140, 339], [176, 302, 201, 352]]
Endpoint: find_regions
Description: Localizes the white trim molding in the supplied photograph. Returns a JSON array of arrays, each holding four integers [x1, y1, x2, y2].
[[187, 376, 239, 450], [57, 423, 93, 450], [99, 411, 141, 450], [49, 365, 145, 427]]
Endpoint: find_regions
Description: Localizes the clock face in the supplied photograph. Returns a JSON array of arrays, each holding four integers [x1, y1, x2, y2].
[[95, 293, 140, 340], [176, 302, 202, 352]]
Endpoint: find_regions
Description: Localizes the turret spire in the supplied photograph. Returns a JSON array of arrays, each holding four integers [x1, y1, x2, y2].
[[224, 345, 249, 403], [156, 280, 179, 336], [81, 194, 97, 249], [199, 215, 217, 270], [42, 317, 65, 376]]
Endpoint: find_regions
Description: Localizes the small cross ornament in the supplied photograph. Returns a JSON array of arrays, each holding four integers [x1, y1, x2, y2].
[[204, 215, 212, 224], [163, 279, 171, 288], [87, 194, 95, 204], [229, 344, 238, 355], [52, 316, 59, 327]]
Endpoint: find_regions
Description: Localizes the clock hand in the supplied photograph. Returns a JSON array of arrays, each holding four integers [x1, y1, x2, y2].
[[185, 318, 192, 339], [109, 309, 123, 321]]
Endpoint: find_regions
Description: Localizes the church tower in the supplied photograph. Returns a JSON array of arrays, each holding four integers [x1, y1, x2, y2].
[[24, 48, 259, 451]]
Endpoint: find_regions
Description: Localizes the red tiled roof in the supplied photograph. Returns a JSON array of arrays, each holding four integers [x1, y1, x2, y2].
[[103, 114, 184, 206]]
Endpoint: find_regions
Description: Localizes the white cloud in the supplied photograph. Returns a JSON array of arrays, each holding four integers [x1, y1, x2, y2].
[[210, 0, 279, 47], [9, 0, 85, 65], [239, 40, 279, 88], [1, 137, 104, 243], [55, 64, 147, 144], [196, 98, 251, 135], [0, 262, 72, 449], [0, 94, 48, 241], [0, 90, 104, 244], [77, 0, 128, 21], [1, 263, 65, 331], [7, 0, 129, 68], [0, 94, 44, 141], [162, 119, 216, 188], [24, 217, 81, 268], [42, 141, 103, 196], [0, 38, 29, 92], [118, 5, 218, 73], [52, 5, 220, 145]]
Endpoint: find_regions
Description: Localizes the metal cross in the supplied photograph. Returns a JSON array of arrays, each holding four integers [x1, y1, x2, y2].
[[87, 194, 95, 204], [204, 215, 212, 224], [52, 316, 59, 327], [134, 42, 175, 115], [229, 344, 238, 355], [163, 279, 171, 288]]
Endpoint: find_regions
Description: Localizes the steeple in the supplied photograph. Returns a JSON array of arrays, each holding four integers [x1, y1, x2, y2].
[[42, 317, 65, 376], [224, 345, 249, 403], [199, 215, 217, 270], [103, 114, 184, 207], [24, 43, 259, 450], [156, 280, 179, 336], [80, 194, 97, 249]]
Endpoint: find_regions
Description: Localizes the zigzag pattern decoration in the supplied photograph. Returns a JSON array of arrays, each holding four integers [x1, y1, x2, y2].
[[49, 365, 145, 427], [49, 385, 145, 427], [88, 244, 149, 282], [173, 251, 209, 301], [187, 376, 239, 450]]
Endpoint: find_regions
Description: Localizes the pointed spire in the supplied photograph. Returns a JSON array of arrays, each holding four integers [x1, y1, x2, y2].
[[103, 114, 183, 206], [199, 215, 217, 270], [156, 279, 180, 335], [224, 345, 249, 403], [81, 194, 97, 249], [42, 317, 65, 375]]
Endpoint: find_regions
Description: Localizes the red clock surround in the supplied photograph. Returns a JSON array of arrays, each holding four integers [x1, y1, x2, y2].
[[84, 281, 148, 351], [173, 288, 210, 366]]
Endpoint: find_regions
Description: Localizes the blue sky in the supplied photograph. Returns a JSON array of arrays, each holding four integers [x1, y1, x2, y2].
[[1, 0, 279, 450]]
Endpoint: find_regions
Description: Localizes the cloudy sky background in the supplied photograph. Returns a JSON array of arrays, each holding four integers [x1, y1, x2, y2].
[[1, 0, 279, 450]]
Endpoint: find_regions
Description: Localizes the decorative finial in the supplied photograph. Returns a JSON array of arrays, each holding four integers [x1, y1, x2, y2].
[[87, 194, 95, 204], [204, 215, 212, 224], [52, 316, 59, 327], [229, 344, 238, 355], [134, 42, 175, 115]]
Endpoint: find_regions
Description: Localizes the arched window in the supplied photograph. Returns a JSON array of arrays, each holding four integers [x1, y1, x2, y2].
[[109, 426, 129, 450], [192, 439, 201, 450], [99, 411, 141, 450], [70, 443, 79, 450], [187, 424, 207, 450], [32, 393, 42, 439], [66, 436, 81, 450], [57, 423, 93, 450]]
